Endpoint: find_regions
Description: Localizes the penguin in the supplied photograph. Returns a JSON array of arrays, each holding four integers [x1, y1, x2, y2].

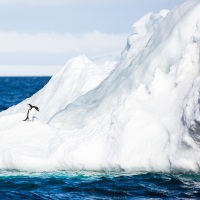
[[23, 104, 39, 122]]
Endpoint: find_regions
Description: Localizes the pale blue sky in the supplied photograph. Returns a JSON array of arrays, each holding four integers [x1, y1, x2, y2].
[[0, 0, 186, 33], [0, 0, 187, 71]]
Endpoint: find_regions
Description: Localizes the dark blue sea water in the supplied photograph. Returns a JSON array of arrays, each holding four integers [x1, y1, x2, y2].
[[0, 171, 200, 199], [0, 77, 51, 112], [0, 77, 200, 199]]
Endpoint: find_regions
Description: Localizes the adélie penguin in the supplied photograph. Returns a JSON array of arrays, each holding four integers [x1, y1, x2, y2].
[[23, 104, 39, 122]]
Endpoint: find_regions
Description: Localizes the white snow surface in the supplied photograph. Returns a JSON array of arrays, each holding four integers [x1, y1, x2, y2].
[[1, 0, 200, 173]]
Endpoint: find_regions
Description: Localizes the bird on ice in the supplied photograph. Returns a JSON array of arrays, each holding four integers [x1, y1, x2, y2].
[[23, 104, 39, 122]]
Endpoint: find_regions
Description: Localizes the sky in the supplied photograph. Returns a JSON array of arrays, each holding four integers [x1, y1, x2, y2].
[[0, 0, 187, 76]]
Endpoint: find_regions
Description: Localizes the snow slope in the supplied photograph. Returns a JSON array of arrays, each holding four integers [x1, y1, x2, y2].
[[1, 0, 200, 172], [0, 55, 115, 123]]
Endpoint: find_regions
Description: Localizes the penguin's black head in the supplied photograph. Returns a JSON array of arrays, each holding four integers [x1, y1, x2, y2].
[[36, 107, 39, 112]]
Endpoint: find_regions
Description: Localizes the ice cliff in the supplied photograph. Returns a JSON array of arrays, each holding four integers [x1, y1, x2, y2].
[[1, 0, 200, 172]]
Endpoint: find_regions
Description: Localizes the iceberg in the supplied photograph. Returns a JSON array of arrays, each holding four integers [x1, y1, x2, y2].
[[1, 0, 200, 173]]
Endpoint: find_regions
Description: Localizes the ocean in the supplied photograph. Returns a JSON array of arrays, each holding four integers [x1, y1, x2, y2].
[[0, 77, 200, 199]]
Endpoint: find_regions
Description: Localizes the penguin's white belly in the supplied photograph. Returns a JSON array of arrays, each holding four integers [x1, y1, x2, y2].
[[29, 108, 36, 121]]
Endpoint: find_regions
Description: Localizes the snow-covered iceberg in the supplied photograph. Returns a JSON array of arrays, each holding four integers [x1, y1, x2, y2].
[[1, 0, 200, 173]]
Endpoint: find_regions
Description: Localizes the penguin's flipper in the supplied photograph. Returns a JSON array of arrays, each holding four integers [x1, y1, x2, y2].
[[23, 117, 28, 121], [28, 104, 33, 109]]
